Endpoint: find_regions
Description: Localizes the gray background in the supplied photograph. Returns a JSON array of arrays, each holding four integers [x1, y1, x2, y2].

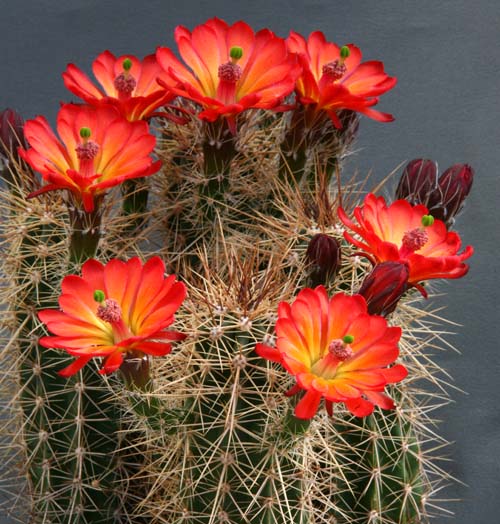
[[1, 1, 498, 522]]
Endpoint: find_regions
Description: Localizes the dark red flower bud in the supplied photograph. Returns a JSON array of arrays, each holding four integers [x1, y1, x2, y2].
[[0, 108, 27, 161], [306, 233, 341, 286], [395, 158, 439, 205], [427, 164, 474, 226], [358, 261, 409, 316]]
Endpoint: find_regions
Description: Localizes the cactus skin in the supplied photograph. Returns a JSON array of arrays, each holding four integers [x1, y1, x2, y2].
[[333, 402, 428, 524], [1, 183, 125, 522], [181, 321, 310, 524]]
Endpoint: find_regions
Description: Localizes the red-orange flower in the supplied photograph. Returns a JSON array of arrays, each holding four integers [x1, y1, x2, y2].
[[156, 18, 301, 131], [286, 31, 397, 127], [20, 104, 161, 212], [256, 288, 407, 419], [62, 51, 176, 121], [338, 193, 473, 285], [38, 257, 187, 377]]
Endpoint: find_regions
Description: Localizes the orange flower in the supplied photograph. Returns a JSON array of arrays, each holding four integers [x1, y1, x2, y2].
[[338, 193, 473, 286], [256, 288, 407, 419], [156, 17, 300, 131], [20, 104, 161, 212], [38, 257, 187, 377], [286, 31, 397, 127], [63, 51, 175, 121]]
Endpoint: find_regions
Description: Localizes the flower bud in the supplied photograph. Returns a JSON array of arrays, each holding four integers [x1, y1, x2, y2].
[[306, 234, 341, 287], [428, 164, 474, 226], [358, 262, 409, 316], [395, 159, 439, 205], [0, 108, 27, 161]]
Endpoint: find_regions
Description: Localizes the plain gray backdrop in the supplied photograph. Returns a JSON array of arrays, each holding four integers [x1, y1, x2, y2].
[[1, 1, 499, 523]]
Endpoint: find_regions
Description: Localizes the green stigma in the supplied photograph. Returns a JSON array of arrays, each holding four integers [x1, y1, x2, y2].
[[122, 58, 133, 72], [229, 46, 243, 61], [93, 289, 105, 303], [342, 334, 354, 344], [340, 45, 350, 60], [79, 127, 92, 139], [421, 214, 435, 227]]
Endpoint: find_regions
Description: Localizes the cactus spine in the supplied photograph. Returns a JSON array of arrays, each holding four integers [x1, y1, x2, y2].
[[1, 172, 127, 522]]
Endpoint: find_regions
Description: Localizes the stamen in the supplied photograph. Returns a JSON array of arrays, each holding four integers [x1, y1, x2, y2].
[[401, 228, 428, 253], [218, 62, 242, 83], [96, 299, 122, 324], [75, 140, 99, 160], [114, 73, 137, 94], [328, 339, 354, 361], [322, 60, 347, 81]]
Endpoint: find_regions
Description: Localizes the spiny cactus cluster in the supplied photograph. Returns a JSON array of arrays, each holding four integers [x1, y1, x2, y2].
[[0, 16, 474, 524]]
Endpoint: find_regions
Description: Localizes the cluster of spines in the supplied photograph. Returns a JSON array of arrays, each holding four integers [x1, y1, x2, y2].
[[0, 174, 136, 523]]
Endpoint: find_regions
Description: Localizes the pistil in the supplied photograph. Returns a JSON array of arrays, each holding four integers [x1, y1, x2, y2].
[[399, 215, 434, 258], [114, 57, 137, 99], [321, 45, 350, 82], [75, 127, 99, 179], [217, 46, 243, 104], [95, 292, 131, 343]]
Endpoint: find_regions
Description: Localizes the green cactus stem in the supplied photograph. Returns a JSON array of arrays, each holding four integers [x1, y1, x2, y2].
[[182, 322, 310, 524], [121, 178, 150, 233], [3, 189, 131, 522], [333, 397, 428, 524], [200, 119, 237, 218], [279, 108, 309, 185], [11, 211, 123, 523], [68, 203, 102, 265]]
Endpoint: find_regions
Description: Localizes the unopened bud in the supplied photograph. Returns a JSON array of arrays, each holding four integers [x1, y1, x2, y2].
[[395, 159, 439, 206], [0, 108, 27, 160], [306, 234, 341, 287], [358, 262, 409, 316], [428, 164, 474, 226]]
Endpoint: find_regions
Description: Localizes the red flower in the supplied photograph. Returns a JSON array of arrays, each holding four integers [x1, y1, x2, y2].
[[38, 257, 186, 376], [156, 17, 300, 131], [286, 31, 397, 127], [62, 51, 175, 121], [20, 104, 161, 212], [256, 288, 407, 420], [338, 193, 473, 285]]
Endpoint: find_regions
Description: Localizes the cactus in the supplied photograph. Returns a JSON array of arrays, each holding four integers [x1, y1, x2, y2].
[[0, 18, 474, 524]]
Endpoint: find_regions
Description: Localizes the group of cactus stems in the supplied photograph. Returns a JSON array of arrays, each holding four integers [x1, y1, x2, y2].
[[0, 103, 457, 524]]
